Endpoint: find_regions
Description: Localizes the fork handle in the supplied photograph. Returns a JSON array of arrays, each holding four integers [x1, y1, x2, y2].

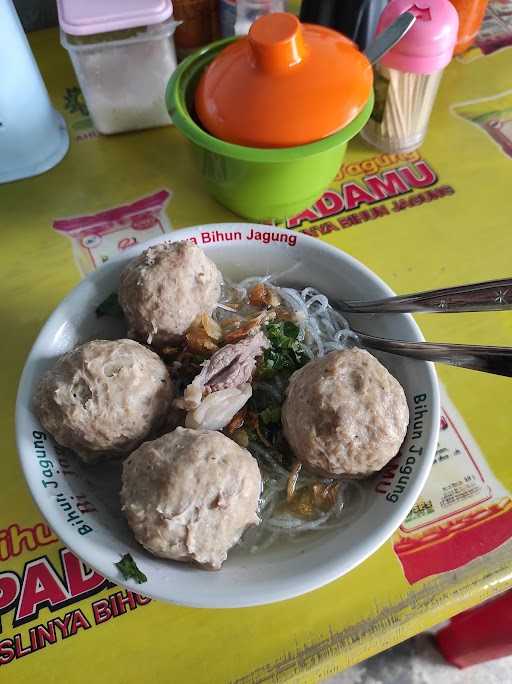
[[345, 278, 512, 314], [355, 331, 512, 376]]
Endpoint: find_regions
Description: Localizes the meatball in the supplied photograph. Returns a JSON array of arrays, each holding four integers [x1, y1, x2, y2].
[[119, 241, 222, 345], [281, 349, 409, 477], [34, 339, 173, 463], [121, 427, 261, 569]]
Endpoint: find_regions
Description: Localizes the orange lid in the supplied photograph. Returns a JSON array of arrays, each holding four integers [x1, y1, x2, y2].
[[195, 13, 373, 148]]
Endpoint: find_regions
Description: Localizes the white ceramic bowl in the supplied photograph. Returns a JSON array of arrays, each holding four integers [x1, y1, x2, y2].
[[16, 224, 439, 608]]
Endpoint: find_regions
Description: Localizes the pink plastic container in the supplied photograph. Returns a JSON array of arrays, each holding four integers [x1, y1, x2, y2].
[[362, 0, 458, 152], [57, 0, 178, 135]]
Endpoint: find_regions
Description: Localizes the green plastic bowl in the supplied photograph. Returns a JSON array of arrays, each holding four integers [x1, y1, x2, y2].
[[166, 38, 374, 223]]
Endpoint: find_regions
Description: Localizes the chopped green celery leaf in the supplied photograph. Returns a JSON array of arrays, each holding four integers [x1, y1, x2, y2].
[[95, 292, 124, 319], [260, 405, 281, 425], [260, 321, 309, 379], [115, 553, 147, 584], [282, 321, 299, 340]]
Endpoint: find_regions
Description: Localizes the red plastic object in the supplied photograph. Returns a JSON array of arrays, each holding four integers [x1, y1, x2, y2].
[[435, 590, 512, 668], [450, 0, 489, 54]]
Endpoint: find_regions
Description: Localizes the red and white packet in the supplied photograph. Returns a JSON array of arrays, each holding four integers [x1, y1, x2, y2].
[[393, 386, 512, 584], [53, 190, 172, 275]]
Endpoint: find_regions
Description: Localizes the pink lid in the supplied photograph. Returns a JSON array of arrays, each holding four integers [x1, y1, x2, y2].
[[378, 0, 458, 74], [57, 0, 173, 36]]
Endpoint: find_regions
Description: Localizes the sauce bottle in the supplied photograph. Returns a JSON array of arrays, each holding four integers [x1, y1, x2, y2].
[[449, 0, 489, 53], [299, 0, 388, 51]]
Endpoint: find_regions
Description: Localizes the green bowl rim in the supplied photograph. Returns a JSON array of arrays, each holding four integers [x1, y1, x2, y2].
[[166, 37, 375, 163]]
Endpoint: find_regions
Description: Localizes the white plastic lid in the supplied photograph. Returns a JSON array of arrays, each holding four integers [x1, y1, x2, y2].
[[57, 0, 174, 36]]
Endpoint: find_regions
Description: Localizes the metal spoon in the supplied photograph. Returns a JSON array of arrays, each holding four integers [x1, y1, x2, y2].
[[363, 11, 416, 64], [338, 278, 512, 314], [350, 330, 512, 377]]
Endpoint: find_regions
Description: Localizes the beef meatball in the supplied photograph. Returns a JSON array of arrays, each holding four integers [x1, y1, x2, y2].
[[121, 427, 261, 569], [34, 339, 173, 463], [281, 349, 409, 477], [119, 241, 222, 345]]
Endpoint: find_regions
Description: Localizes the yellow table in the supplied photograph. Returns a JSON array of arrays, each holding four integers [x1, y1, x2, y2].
[[2, 18, 512, 682]]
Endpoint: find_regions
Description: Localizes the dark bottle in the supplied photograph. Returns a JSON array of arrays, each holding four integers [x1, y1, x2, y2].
[[299, 0, 388, 50]]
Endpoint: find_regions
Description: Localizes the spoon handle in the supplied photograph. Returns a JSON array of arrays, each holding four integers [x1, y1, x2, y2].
[[354, 331, 512, 376], [363, 12, 416, 64], [343, 278, 512, 314]]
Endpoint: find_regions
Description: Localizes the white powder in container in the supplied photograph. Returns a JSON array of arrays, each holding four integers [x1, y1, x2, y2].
[[63, 20, 178, 135]]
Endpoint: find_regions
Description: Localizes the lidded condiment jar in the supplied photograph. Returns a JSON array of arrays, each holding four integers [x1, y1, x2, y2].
[[361, 0, 458, 153], [195, 12, 373, 148], [58, 0, 179, 135], [172, 0, 220, 60]]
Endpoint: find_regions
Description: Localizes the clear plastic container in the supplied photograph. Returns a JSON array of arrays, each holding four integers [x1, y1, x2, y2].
[[59, 2, 178, 136], [361, 65, 444, 152], [1, 0, 69, 182]]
